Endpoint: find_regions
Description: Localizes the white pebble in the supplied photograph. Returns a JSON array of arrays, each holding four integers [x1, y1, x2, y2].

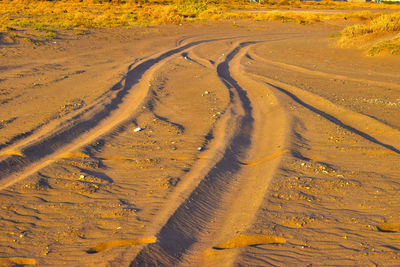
[[134, 127, 143, 132]]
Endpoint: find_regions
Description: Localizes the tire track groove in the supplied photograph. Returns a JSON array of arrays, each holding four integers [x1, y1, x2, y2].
[[0, 38, 228, 190], [248, 50, 400, 91], [250, 73, 400, 154], [130, 42, 255, 266]]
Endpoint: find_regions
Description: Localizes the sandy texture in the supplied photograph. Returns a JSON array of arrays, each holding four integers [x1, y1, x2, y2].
[[0, 20, 399, 266]]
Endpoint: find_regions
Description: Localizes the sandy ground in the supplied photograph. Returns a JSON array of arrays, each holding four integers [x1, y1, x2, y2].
[[0, 19, 400, 266]]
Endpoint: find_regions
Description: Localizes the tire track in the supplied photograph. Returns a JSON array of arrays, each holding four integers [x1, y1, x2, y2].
[[247, 72, 400, 155], [180, 45, 289, 267], [129, 41, 253, 266], [0, 34, 300, 187], [247, 50, 400, 91], [0, 33, 297, 265], [130, 41, 288, 267], [0, 38, 230, 191]]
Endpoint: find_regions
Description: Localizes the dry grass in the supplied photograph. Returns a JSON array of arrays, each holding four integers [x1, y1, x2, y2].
[[1, 0, 400, 56], [338, 12, 400, 55], [0, 0, 398, 33], [223, 10, 383, 24], [0, 0, 184, 31], [368, 34, 400, 55]]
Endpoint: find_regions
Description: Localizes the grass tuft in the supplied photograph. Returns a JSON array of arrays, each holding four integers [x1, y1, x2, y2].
[[338, 12, 400, 55], [368, 34, 400, 55]]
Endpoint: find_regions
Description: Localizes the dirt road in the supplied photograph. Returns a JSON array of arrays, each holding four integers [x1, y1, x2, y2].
[[0, 21, 399, 266]]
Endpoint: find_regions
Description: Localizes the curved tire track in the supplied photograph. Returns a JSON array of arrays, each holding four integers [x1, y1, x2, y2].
[[130, 41, 288, 267], [248, 50, 400, 92], [0, 38, 230, 190], [130, 41, 254, 266], [248, 72, 400, 154]]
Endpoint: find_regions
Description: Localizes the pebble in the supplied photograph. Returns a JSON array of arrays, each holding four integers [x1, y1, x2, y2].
[[134, 127, 143, 132], [197, 147, 203, 151], [202, 90, 210, 96]]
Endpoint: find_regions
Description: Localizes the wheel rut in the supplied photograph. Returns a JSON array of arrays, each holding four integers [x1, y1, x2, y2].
[[0, 38, 228, 190], [130, 41, 254, 266], [0, 33, 297, 266], [249, 73, 400, 155], [248, 51, 400, 92], [130, 42, 288, 267]]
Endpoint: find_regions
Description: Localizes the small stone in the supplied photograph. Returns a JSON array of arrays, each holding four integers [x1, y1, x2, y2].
[[79, 175, 85, 180], [197, 147, 203, 151], [204, 90, 210, 95], [134, 127, 143, 132]]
